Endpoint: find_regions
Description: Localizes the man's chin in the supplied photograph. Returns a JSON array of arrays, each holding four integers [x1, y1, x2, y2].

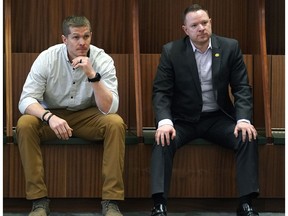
[[78, 52, 87, 56], [198, 37, 209, 43]]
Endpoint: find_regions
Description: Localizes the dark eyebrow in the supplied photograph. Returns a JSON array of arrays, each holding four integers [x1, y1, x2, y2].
[[69, 32, 91, 38]]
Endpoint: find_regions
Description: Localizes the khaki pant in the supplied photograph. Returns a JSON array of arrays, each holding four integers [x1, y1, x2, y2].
[[16, 107, 126, 200]]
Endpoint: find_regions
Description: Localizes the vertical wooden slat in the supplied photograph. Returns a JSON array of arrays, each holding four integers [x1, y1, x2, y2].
[[271, 56, 285, 128], [258, 0, 272, 143], [132, 0, 143, 138], [5, 0, 13, 142]]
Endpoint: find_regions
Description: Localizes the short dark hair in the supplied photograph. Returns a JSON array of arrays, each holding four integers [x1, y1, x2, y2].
[[62, 16, 91, 36], [183, 4, 209, 23]]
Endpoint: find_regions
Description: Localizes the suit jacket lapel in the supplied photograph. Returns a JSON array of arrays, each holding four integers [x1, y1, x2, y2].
[[184, 37, 202, 96], [211, 36, 222, 89]]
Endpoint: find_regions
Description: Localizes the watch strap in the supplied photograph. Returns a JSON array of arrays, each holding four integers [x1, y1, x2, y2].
[[88, 73, 101, 82]]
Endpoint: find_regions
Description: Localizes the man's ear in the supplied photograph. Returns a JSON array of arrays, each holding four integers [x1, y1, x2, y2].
[[182, 25, 188, 35], [61, 35, 67, 44]]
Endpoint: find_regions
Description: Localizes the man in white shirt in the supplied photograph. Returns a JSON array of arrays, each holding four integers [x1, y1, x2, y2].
[[17, 16, 125, 216]]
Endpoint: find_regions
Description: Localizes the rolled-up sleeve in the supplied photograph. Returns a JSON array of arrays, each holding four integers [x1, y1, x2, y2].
[[18, 52, 48, 114], [93, 52, 119, 114]]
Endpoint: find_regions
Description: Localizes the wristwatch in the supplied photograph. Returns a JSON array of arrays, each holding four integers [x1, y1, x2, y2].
[[88, 73, 101, 82]]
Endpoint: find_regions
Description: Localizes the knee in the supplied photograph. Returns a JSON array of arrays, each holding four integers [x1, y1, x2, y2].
[[105, 114, 126, 132], [235, 131, 258, 150], [16, 115, 40, 133]]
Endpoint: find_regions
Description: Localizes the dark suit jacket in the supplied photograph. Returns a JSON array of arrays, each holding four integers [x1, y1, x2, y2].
[[152, 34, 253, 125]]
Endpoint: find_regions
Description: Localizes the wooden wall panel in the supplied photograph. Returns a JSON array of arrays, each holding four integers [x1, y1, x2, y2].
[[11, 53, 39, 126], [128, 55, 137, 130], [7, 144, 26, 197], [137, 0, 284, 55], [138, 0, 250, 53], [253, 55, 285, 131], [270, 55, 285, 128], [258, 145, 285, 197], [43, 145, 69, 197], [170, 145, 237, 197], [265, 0, 285, 54], [140, 54, 160, 127], [3, 145, 10, 197], [124, 144, 142, 197], [252, 55, 271, 129], [11, 0, 130, 53], [6, 0, 285, 55], [65, 145, 103, 197], [110, 54, 132, 129]]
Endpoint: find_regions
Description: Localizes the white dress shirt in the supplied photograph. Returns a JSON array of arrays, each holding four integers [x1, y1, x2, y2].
[[19, 44, 119, 114]]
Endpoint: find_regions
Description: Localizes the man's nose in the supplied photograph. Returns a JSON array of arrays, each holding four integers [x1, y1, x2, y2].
[[79, 37, 85, 45], [198, 24, 205, 30]]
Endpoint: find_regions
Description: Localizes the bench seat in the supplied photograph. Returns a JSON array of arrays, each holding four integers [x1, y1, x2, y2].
[[3, 128, 285, 145]]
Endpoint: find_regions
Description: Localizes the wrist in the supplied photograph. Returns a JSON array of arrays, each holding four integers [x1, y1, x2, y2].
[[88, 72, 96, 79], [46, 113, 54, 125], [41, 110, 51, 121], [88, 72, 101, 82], [42, 111, 54, 125]]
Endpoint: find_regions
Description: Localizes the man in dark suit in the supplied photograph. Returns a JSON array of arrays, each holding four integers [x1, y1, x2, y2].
[[150, 4, 259, 216]]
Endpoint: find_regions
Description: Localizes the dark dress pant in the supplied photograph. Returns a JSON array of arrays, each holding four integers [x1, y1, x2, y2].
[[150, 111, 259, 199]]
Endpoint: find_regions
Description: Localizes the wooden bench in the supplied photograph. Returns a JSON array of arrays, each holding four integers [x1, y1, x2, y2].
[[3, 128, 285, 199]]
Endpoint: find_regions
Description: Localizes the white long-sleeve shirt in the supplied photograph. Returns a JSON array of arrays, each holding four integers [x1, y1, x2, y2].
[[19, 44, 119, 114]]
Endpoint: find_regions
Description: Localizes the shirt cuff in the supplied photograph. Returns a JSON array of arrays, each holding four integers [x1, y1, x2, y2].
[[158, 119, 173, 128], [237, 119, 251, 124]]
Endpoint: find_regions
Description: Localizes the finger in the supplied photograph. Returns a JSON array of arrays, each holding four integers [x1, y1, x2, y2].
[[242, 130, 247, 142], [246, 127, 257, 142], [161, 133, 166, 146], [55, 131, 62, 139], [247, 131, 252, 142], [155, 132, 160, 145], [251, 126, 257, 140], [58, 126, 70, 140], [165, 132, 170, 145], [65, 125, 73, 138], [253, 129, 258, 140], [234, 127, 238, 138], [67, 128, 73, 137], [171, 129, 176, 140], [72, 58, 83, 69], [63, 129, 71, 140]]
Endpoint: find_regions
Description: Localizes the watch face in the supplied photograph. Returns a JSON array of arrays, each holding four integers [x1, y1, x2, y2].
[[88, 73, 101, 82], [96, 73, 101, 80]]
